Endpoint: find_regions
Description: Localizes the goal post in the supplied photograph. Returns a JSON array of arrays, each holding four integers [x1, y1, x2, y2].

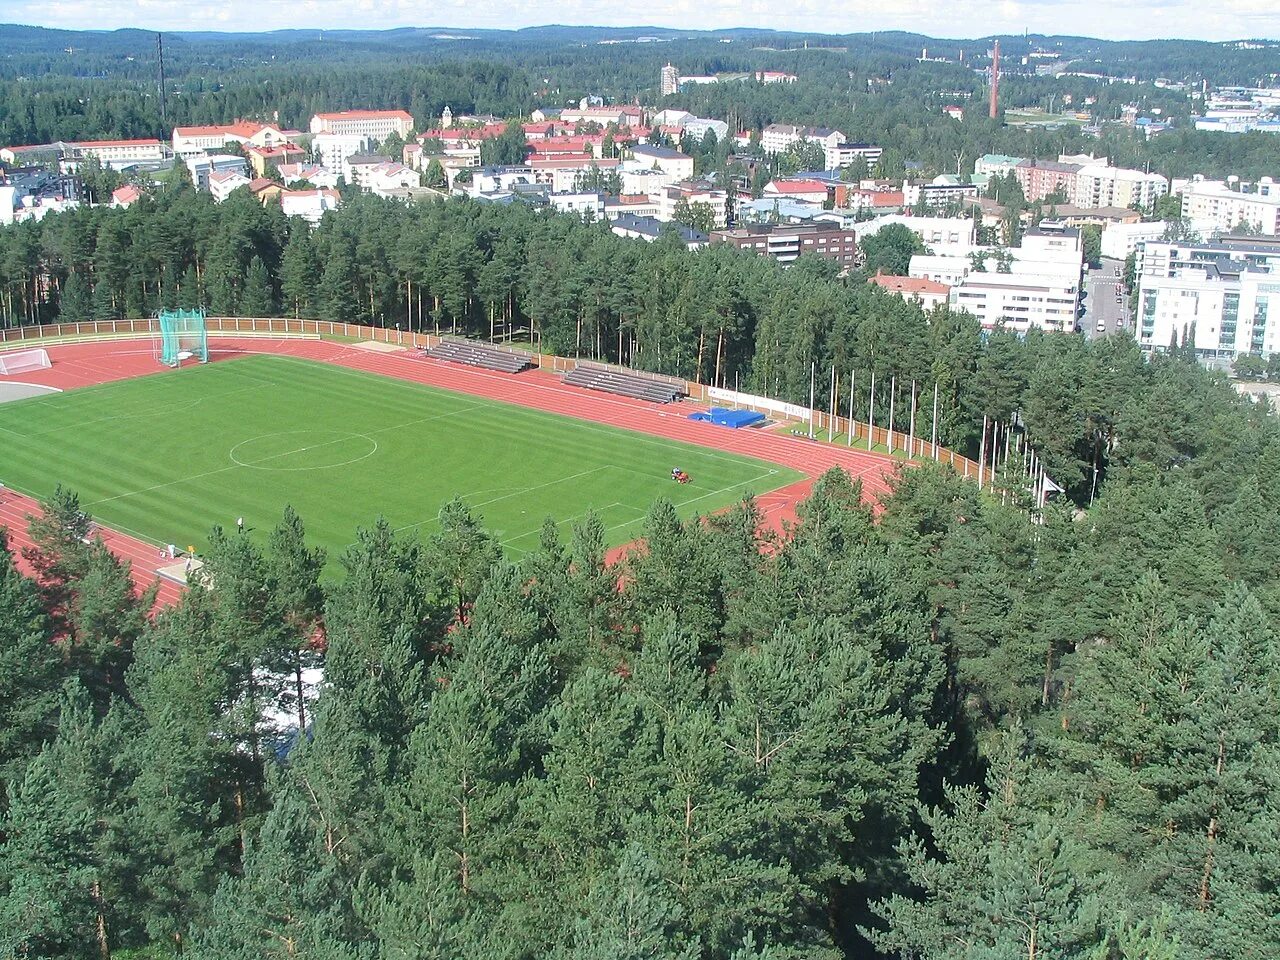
[[0, 348, 52, 376], [157, 309, 209, 367]]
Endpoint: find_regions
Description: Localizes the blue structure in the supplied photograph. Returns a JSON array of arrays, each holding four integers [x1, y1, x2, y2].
[[688, 407, 768, 429]]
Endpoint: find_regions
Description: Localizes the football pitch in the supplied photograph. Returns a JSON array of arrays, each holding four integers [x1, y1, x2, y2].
[[0, 355, 801, 567]]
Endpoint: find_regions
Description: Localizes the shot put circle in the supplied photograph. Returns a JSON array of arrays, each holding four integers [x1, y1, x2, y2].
[[229, 430, 379, 471]]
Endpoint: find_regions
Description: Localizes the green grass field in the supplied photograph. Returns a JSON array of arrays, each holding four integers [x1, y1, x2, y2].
[[0, 355, 800, 568]]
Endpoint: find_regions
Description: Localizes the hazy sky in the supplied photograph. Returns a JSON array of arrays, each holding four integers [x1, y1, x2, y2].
[[1, 0, 1277, 42]]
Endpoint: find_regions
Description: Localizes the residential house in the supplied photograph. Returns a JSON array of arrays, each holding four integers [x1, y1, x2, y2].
[[280, 188, 341, 225], [208, 171, 251, 202], [868, 273, 952, 310], [187, 154, 249, 191], [612, 213, 708, 248]]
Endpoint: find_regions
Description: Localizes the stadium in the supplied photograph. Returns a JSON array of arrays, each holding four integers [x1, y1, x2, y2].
[[0, 313, 976, 603]]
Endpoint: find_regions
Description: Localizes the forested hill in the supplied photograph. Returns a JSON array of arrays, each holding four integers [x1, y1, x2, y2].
[[2, 339, 1279, 956]]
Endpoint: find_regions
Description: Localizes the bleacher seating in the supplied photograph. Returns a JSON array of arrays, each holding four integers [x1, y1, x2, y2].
[[563, 363, 685, 404], [423, 340, 533, 374]]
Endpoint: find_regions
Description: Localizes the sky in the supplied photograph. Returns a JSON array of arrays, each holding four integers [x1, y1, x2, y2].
[[0, 0, 1277, 43]]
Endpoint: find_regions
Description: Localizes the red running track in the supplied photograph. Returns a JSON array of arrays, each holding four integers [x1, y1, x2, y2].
[[0, 337, 903, 605]]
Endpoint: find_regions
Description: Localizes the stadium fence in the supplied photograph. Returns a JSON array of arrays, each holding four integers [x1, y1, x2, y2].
[[0, 317, 987, 484]]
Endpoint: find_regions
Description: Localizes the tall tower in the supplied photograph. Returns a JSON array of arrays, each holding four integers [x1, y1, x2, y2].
[[660, 63, 679, 98], [989, 39, 1000, 120]]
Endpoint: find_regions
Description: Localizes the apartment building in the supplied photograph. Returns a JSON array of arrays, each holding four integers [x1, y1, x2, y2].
[[660, 63, 680, 97], [1136, 237, 1280, 357], [711, 222, 861, 268], [309, 110, 414, 140], [72, 139, 167, 169], [760, 124, 852, 169], [313, 134, 372, 172], [949, 272, 1081, 333], [1181, 178, 1280, 236], [186, 154, 249, 191], [1074, 164, 1169, 212], [1015, 159, 1081, 203], [629, 145, 695, 180], [658, 182, 730, 228], [975, 154, 1025, 177]]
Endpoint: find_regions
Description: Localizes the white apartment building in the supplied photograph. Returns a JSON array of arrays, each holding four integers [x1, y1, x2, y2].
[[682, 118, 730, 142], [828, 143, 883, 169], [629, 145, 695, 180], [660, 63, 680, 97], [949, 272, 1081, 333], [314, 134, 372, 173], [620, 167, 676, 196], [1181, 178, 1280, 236], [309, 110, 414, 140], [1100, 221, 1168, 260], [1137, 238, 1280, 357], [760, 124, 852, 169], [857, 215, 977, 255], [904, 178, 981, 209], [1074, 164, 1169, 212], [72, 139, 167, 169], [549, 191, 606, 219]]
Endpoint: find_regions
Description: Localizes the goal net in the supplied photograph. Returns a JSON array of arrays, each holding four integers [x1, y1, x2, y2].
[[157, 309, 209, 367], [0, 348, 52, 376]]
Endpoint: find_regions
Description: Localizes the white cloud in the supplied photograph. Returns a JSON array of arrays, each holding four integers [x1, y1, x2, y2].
[[1, 0, 1277, 40]]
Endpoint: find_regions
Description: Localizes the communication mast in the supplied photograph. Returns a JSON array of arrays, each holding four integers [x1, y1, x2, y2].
[[156, 33, 168, 125]]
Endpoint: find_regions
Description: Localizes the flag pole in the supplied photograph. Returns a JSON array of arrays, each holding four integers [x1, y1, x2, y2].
[[867, 371, 876, 452], [808, 360, 816, 440], [847, 368, 856, 446], [978, 414, 988, 489], [931, 381, 939, 460], [887, 375, 897, 454], [908, 380, 917, 459], [828, 364, 837, 442]]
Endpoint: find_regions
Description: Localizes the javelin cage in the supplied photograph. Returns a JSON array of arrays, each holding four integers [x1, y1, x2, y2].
[[155, 309, 209, 367]]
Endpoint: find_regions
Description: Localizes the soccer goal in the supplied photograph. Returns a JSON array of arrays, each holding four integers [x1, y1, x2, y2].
[[0, 348, 52, 376], [156, 309, 209, 367]]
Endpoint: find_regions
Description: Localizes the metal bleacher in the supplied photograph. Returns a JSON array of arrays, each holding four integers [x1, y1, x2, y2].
[[422, 339, 533, 374], [563, 362, 685, 404]]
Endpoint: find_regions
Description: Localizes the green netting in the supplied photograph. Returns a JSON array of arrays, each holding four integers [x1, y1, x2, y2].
[[158, 309, 209, 366]]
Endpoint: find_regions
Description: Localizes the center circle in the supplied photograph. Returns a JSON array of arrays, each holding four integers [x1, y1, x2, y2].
[[229, 429, 378, 471]]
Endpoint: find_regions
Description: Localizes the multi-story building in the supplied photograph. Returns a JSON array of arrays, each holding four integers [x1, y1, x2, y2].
[[171, 121, 291, 160], [1074, 164, 1169, 212], [710, 222, 861, 268], [1100, 221, 1168, 260], [756, 71, 798, 84], [974, 153, 1025, 178], [1181, 178, 1280, 236], [186, 154, 249, 191], [949, 272, 1082, 333], [827, 143, 883, 170], [761, 124, 851, 169], [681, 117, 730, 142], [660, 63, 680, 97], [658, 182, 730, 229], [71, 139, 167, 169], [1015, 159, 1082, 203], [630, 145, 695, 180], [904, 177, 981, 210], [208, 171, 251, 203], [313, 134, 373, 172], [549, 191, 606, 219], [309, 110, 414, 140], [611, 214, 709, 249], [1136, 237, 1280, 358], [245, 143, 307, 177]]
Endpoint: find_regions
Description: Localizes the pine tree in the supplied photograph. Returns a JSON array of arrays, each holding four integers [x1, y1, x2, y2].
[[59, 270, 93, 322], [281, 228, 319, 318], [240, 255, 276, 317], [0, 529, 59, 784]]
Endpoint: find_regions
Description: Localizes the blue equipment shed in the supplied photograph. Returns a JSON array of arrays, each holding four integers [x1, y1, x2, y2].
[[687, 407, 768, 429]]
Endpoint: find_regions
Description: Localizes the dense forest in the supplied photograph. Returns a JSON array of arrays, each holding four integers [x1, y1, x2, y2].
[[3, 329, 1279, 956], [1, 25, 1277, 180]]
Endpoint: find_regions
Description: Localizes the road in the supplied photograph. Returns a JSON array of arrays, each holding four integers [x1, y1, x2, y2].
[[1084, 256, 1129, 339]]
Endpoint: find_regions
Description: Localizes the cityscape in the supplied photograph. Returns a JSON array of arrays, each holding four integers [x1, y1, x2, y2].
[[0, 19, 1279, 960]]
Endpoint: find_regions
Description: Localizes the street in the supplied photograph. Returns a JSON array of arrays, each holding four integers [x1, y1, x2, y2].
[[1084, 256, 1129, 339]]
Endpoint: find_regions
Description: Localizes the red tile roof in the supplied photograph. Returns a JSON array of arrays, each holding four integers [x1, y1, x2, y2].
[[869, 274, 950, 295], [766, 179, 831, 194]]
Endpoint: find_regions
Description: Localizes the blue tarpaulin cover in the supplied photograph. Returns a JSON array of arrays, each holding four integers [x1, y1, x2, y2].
[[687, 407, 767, 428]]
